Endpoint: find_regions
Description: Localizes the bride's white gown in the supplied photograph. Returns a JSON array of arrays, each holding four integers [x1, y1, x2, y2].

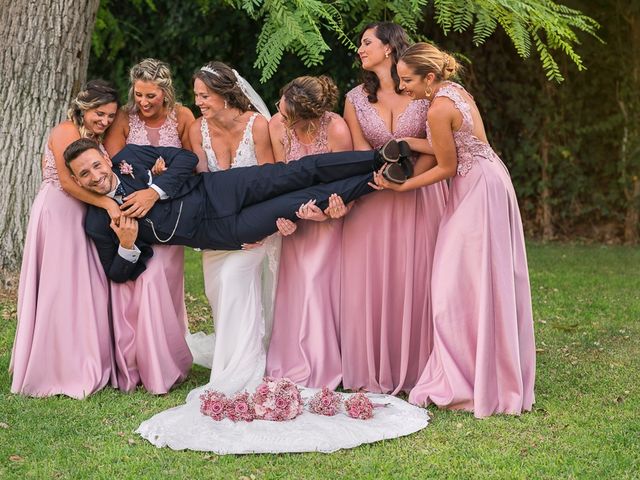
[[136, 114, 429, 454]]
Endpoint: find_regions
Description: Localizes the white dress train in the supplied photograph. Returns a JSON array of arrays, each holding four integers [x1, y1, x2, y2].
[[139, 114, 430, 453]]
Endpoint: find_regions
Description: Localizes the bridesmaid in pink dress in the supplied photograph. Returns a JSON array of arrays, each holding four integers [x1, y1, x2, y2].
[[104, 59, 195, 394], [266, 76, 353, 388], [10, 81, 119, 398], [341, 22, 448, 394], [374, 43, 536, 418]]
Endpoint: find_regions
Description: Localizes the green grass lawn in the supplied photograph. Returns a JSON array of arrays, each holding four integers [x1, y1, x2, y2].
[[1, 243, 638, 479]]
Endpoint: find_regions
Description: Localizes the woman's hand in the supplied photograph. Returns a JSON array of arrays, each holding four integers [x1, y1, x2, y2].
[[276, 218, 297, 236], [105, 200, 123, 225], [323, 194, 350, 219], [151, 156, 167, 176], [121, 188, 160, 218], [296, 199, 327, 222], [370, 166, 406, 192]]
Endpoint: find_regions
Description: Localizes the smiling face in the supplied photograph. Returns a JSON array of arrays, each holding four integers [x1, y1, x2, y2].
[[133, 80, 165, 118], [82, 102, 118, 136], [397, 60, 432, 100], [357, 28, 391, 71], [69, 148, 117, 195], [193, 78, 225, 119]]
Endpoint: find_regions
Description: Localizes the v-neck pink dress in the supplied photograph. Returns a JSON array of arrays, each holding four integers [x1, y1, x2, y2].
[[409, 83, 535, 417], [109, 110, 193, 394], [340, 85, 448, 394], [266, 112, 343, 388]]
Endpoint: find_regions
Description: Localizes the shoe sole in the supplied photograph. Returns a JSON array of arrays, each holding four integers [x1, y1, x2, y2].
[[380, 140, 401, 163]]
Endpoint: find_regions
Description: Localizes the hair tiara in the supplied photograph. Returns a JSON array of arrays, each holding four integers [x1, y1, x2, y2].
[[201, 66, 219, 76]]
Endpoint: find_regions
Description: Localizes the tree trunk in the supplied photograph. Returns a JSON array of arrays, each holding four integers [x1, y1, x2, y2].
[[0, 0, 100, 279]]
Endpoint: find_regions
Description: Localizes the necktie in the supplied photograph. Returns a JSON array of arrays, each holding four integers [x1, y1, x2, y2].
[[114, 183, 126, 204]]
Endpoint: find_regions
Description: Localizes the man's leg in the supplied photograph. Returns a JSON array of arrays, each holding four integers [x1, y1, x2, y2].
[[204, 150, 380, 217], [233, 173, 374, 245]]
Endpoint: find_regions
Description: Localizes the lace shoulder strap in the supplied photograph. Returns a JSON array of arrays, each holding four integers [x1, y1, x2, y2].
[[433, 82, 473, 131], [200, 118, 220, 172]]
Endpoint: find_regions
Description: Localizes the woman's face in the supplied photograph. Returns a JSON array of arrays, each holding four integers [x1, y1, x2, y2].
[[357, 28, 391, 71], [133, 80, 165, 118], [194, 78, 225, 119], [397, 60, 430, 100], [82, 102, 118, 136]]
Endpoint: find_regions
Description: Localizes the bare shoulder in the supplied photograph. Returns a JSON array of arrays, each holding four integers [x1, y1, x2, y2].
[[50, 121, 80, 148], [176, 105, 196, 126], [327, 114, 350, 137], [427, 97, 456, 121], [251, 113, 270, 134], [268, 113, 285, 134], [189, 117, 204, 140]]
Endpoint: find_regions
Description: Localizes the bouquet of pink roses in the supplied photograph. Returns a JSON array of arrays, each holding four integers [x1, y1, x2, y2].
[[252, 377, 303, 421], [200, 390, 228, 421], [344, 392, 374, 420], [308, 387, 342, 416], [225, 391, 256, 422]]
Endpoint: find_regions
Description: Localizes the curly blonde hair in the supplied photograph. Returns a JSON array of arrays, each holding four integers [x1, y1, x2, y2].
[[125, 58, 177, 113]]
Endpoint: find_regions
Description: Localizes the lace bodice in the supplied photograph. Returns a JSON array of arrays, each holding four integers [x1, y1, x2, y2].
[[42, 141, 107, 192], [283, 111, 336, 162], [346, 84, 429, 149], [201, 113, 260, 172], [426, 82, 497, 176], [127, 109, 182, 147]]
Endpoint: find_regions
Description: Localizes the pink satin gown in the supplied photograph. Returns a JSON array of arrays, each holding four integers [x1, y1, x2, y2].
[[340, 85, 448, 394], [266, 112, 343, 388], [10, 142, 115, 398], [110, 110, 192, 394], [408, 82, 536, 418]]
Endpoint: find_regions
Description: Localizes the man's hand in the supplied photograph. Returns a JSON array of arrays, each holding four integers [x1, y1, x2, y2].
[[110, 216, 139, 249], [151, 156, 167, 176], [276, 217, 297, 236], [121, 188, 160, 218]]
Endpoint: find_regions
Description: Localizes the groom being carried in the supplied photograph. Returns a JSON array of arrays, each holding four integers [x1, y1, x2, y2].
[[65, 138, 409, 283]]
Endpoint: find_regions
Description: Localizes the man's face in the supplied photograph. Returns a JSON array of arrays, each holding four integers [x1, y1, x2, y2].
[[70, 148, 116, 195]]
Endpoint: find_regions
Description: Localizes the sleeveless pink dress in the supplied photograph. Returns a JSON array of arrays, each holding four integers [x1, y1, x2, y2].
[[10, 141, 115, 398], [110, 110, 192, 394], [409, 83, 535, 418], [266, 112, 343, 388], [340, 85, 448, 394]]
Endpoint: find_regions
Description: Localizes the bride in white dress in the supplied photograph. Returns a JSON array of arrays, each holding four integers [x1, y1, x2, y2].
[[184, 62, 277, 396], [136, 64, 429, 453]]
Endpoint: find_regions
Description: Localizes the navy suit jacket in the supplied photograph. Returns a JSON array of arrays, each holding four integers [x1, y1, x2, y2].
[[85, 144, 199, 283]]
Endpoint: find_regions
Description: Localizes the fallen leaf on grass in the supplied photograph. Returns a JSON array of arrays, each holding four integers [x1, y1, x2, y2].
[[127, 438, 136, 445], [9, 455, 23, 462], [535, 348, 545, 353], [0, 422, 9, 429]]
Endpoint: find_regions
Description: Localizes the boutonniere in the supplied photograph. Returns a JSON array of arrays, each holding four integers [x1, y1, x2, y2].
[[119, 161, 135, 179]]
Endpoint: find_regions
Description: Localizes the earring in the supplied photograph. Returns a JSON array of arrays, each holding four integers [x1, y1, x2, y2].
[[224, 100, 228, 109], [384, 52, 390, 59], [425, 86, 433, 98]]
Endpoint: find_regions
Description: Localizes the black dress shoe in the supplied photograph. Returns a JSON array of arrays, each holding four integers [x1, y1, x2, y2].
[[398, 140, 412, 159], [382, 157, 414, 184], [378, 139, 401, 163]]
